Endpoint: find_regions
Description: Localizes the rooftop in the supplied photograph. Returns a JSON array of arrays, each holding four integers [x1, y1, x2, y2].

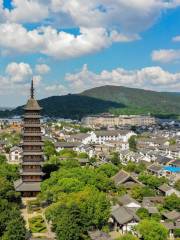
[[14, 179, 41, 192]]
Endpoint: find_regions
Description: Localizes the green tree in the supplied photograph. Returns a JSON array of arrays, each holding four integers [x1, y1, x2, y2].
[[137, 219, 168, 240], [174, 229, 180, 238], [131, 185, 155, 201], [97, 163, 119, 177], [46, 187, 110, 239], [128, 136, 137, 152], [138, 173, 167, 189], [136, 208, 149, 219], [2, 217, 26, 240], [174, 179, 180, 191], [110, 152, 120, 166], [163, 194, 180, 211], [116, 233, 139, 240], [44, 140, 56, 159]]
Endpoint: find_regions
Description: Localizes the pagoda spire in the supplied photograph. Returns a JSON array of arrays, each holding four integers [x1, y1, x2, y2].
[[31, 78, 34, 99]]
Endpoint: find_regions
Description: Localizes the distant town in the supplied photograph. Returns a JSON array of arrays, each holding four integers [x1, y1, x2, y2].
[[0, 97, 179, 240]]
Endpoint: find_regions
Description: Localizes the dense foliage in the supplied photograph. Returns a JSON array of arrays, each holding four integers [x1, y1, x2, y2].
[[45, 187, 110, 240], [136, 219, 168, 240], [0, 155, 26, 240]]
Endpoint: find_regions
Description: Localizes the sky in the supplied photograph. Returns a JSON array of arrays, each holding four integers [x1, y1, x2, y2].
[[0, 0, 180, 107]]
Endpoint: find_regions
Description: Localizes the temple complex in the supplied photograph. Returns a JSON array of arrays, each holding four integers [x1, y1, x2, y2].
[[14, 80, 44, 197]]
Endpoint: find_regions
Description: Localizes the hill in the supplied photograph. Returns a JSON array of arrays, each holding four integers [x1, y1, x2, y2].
[[81, 85, 180, 118], [0, 85, 179, 119], [0, 94, 123, 120]]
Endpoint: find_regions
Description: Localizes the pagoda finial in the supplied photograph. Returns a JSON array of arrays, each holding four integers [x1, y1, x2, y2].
[[31, 78, 34, 99]]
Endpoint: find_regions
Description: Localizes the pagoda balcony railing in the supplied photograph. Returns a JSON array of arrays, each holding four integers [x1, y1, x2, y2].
[[23, 131, 42, 134], [22, 161, 44, 165], [23, 151, 44, 156], [22, 178, 42, 182], [23, 115, 41, 118], [23, 148, 42, 151], [23, 142, 43, 145], [23, 123, 41, 127], [22, 169, 41, 173], [23, 139, 42, 142]]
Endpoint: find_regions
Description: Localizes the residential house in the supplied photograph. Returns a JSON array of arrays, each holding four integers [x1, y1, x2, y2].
[[147, 164, 165, 177], [158, 184, 180, 197], [54, 141, 81, 152], [9, 146, 22, 163], [110, 205, 139, 233], [118, 194, 141, 211], [94, 130, 135, 144], [112, 170, 140, 189]]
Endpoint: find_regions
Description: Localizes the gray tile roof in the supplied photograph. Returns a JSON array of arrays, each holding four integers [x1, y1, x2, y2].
[[158, 184, 172, 193], [111, 205, 139, 225], [148, 164, 162, 173], [162, 210, 180, 221], [112, 170, 139, 187], [118, 194, 140, 206], [14, 179, 41, 192]]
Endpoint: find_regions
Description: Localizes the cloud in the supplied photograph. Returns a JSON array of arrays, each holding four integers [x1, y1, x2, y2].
[[5, 62, 32, 82], [1, 0, 49, 23], [0, 1, 179, 59], [0, 23, 113, 58], [173, 35, 180, 42], [45, 84, 68, 96], [65, 64, 180, 92], [35, 64, 51, 74], [50, 0, 180, 33], [152, 49, 180, 63]]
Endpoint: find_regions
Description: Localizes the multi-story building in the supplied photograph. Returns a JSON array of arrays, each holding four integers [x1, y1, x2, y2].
[[82, 114, 156, 127], [14, 80, 44, 197]]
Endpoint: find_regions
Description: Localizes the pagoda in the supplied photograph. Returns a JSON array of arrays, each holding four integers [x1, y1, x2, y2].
[[14, 80, 44, 197]]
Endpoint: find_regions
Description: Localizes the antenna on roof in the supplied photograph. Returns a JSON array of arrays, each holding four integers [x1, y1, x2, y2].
[[31, 78, 34, 99]]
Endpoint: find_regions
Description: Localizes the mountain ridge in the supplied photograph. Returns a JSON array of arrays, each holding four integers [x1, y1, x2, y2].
[[0, 85, 180, 119]]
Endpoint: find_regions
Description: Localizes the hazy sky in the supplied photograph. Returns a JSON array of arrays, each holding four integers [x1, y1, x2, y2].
[[0, 0, 180, 106]]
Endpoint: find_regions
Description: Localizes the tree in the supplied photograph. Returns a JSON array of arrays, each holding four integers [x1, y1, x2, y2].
[[136, 208, 149, 219], [137, 219, 168, 240], [110, 152, 120, 166], [138, 173, 167, 189], [41, 167, 115, 201], [128, 136, 137, 152], [52, 204, 84, 240], [163, 194, 180, 211], [97, 163, 119, 177], [116, 233, 139, 240], [46, 187, 110, 239], [174, 228, 180, 238], [44, 140, 56, 159], [2, 217, 26, 240], [174, 179, 180, 191], [131, 185, 155, 201]]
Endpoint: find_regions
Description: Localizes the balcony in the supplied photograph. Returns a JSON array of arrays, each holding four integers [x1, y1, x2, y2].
[[23, 152, 44, 156], [23, 123, 41, 127], [22, 161, 44, 166], [22, 142, 43, 146], [23, 115, 41, 118], [23, 132, 42, 136], [20, 170, 44, 176]]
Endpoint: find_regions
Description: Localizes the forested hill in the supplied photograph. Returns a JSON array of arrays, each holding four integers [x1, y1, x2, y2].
[[0, 85, 180, 119], [81, 85, 180, 118]]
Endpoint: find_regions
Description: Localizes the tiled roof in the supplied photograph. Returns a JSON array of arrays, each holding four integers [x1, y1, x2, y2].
[[24, 98, 41, 110], [14, 179, 41, 192]]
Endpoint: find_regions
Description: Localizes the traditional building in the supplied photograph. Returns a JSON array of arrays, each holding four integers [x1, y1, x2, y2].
[[14, 80, 44, 197]]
